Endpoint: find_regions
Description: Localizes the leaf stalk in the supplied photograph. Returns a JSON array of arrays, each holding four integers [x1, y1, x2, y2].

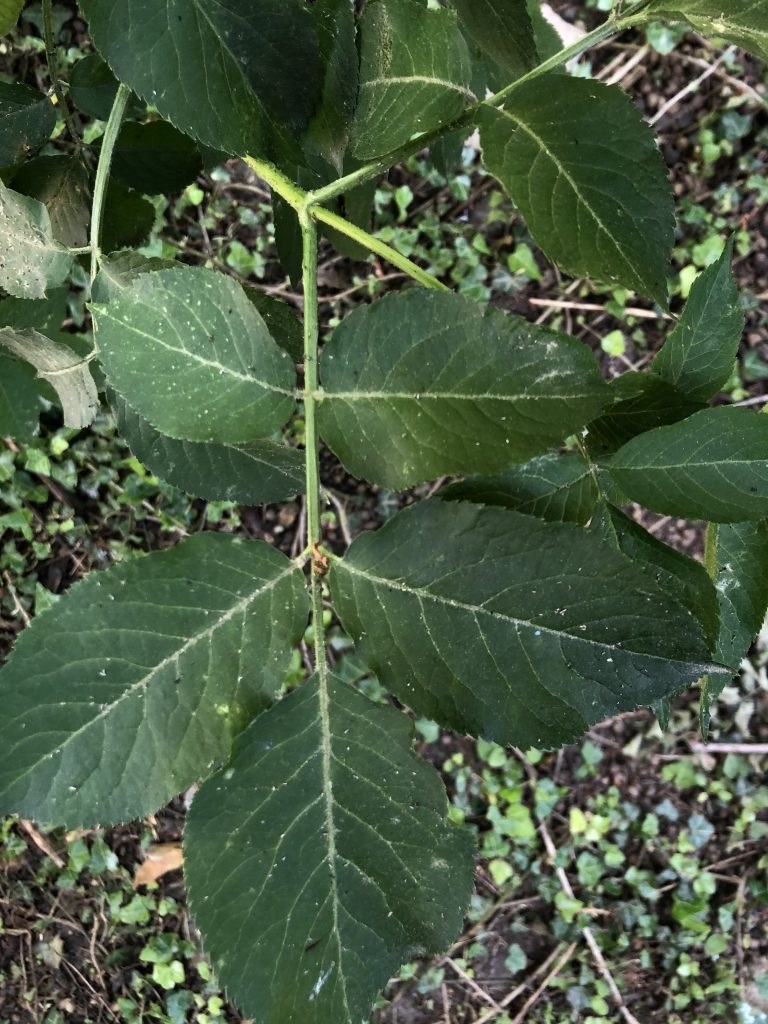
[[89, 84, 130, 286]]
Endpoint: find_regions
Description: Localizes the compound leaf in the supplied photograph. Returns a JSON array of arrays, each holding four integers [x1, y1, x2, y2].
[[245, 289, 303, 363], [12, 155, 91, 247], [440, 451, 599, 525], [113, 394, 305, 505], [0, 353, 39, 440], [69, 54, 144, 121], [479, 77, 674, 305], [91, 251, 177, 304], [607, 406, 768, 522], [109, 120, 203, 195], [0, 82, 55, 166], [330, 500, 721, 749], [449, 0, 537, 81], [351, 0, 474, 159], [306, 0, 359, 173], [92, 265, 296, 445], [0, 328, 98, 428], [0, 180, 72, 298], [0, 533, 309, 828], [318, 290, 608, 489], [185, 672, 475, 1024], [643, 1, 768, 61], [653, 238, 744, 402], [80, 0, 323, 158], [101, 179, 155, 252]]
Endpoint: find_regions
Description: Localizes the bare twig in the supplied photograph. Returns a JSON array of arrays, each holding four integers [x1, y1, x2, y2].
[[18, 820, 65, 868], [650, 47, 736, 125], [472, 943, 570, 1024], [446, 957, 505, 1014], [528, 298, 671, 320], [690, 742, 768, 756], [510, 943, 578, 1024]]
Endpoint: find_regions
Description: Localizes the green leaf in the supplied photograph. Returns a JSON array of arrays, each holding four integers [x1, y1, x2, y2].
[[527, 0, 564, 62], [589, 502, 719, 648], [92, 266, 296, 445], [0, 181, 73, 298], [643, 1, 768, 61], [11, 155, 91, 247], [113, 394, 305, 505], [101, 179, 155, 253], [0, 82, 55, 167], [109, 120, 204, 196], [653, 238, 744, 401], [710, 521, 768, 671], [0, 353, 39, 440], [80, 0, 323, 158], [330, 500, 721, 749], [586, 372, 705, 456], [351, 0, 474, 160], [0, 328, 98, 428], [439, 452, 599, 525], [318, 290, 608, 489], [479, 77, 675, 305], [305, 0, 359, 173], [91, 251, 177, 304], [607, 406, 768, 522], [0, 533, 309, 827], [449, 0, 537, 81], [69, 55, 144, 121], [244, 289, 303, 363], [0, 0, 24, 36], [185, 673, 475, 1024]]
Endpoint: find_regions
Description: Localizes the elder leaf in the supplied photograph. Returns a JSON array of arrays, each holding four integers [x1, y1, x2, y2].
[[80, 0, 323, 158], [351, 0, 474, 159], [0, 533, 309, 827], [0, 328, 98, 428], [0, 181, 72, 298], [185, 673, 475, 1024], [318, 290, 608, 489], [0, 0, 24, 36], [92, 265, 296, 445], [643, 1, 768, 61], [479, 77, 674, 305], [607, 406, 768, 522], [0, 82, 55, 166], [109, 120, 203, 195], [449, 0, 537, 80], [113, 394, 305, 505], [330, 500, 721, 749], [440, 452, 599, 525], [653, 238, 744, 402], [12, 155, 91, 247]]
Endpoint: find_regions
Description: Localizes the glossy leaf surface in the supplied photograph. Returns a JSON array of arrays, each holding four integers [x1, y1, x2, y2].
[[607, 407, 768, 522], [318, 291, 608, 488], [93, 266, 296, 445], [0, 534, 309, 827], [330, 500, 720, 749], [479, 77, 674, 305], [185, 673, 475, 1024]]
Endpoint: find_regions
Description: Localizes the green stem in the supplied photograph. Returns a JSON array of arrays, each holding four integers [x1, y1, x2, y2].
[[300, 208, 327, 674], [312, 205, 448, 292], [307, 11, 649, 208], [42, 0, 79, 144], [244, 156, 307, 211], [90, 84, 130, 285]]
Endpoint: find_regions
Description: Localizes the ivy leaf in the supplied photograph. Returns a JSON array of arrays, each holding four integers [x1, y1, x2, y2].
[[108, 121, 204, 196], [0, 180, 73, 298], [305, 0, 359, 174], [586, 372, 705, 456], [351, 0, 474, 159], [449, 0, 537, 81], [69, 55, 144, 121], [653, 238, 744, 402], [0, 82, 55, 166], [643, 1, 768, 61], [92, 266, 296, 445], [0, 533, 309, 828], [185, 673, 475, 1024], [479, 77, 675, 306], [318, 290, 608, 489], [440, 452, 599, 525], [607, 406, 768, 522], [0, 328, 98, 428], [12, 155, 91, 247], [0, 0, 24, 36], [80, 0, 323, 159], [113, 394, 305, 505], [589, 502, 719, 648], [330, 500, 722, 749]]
